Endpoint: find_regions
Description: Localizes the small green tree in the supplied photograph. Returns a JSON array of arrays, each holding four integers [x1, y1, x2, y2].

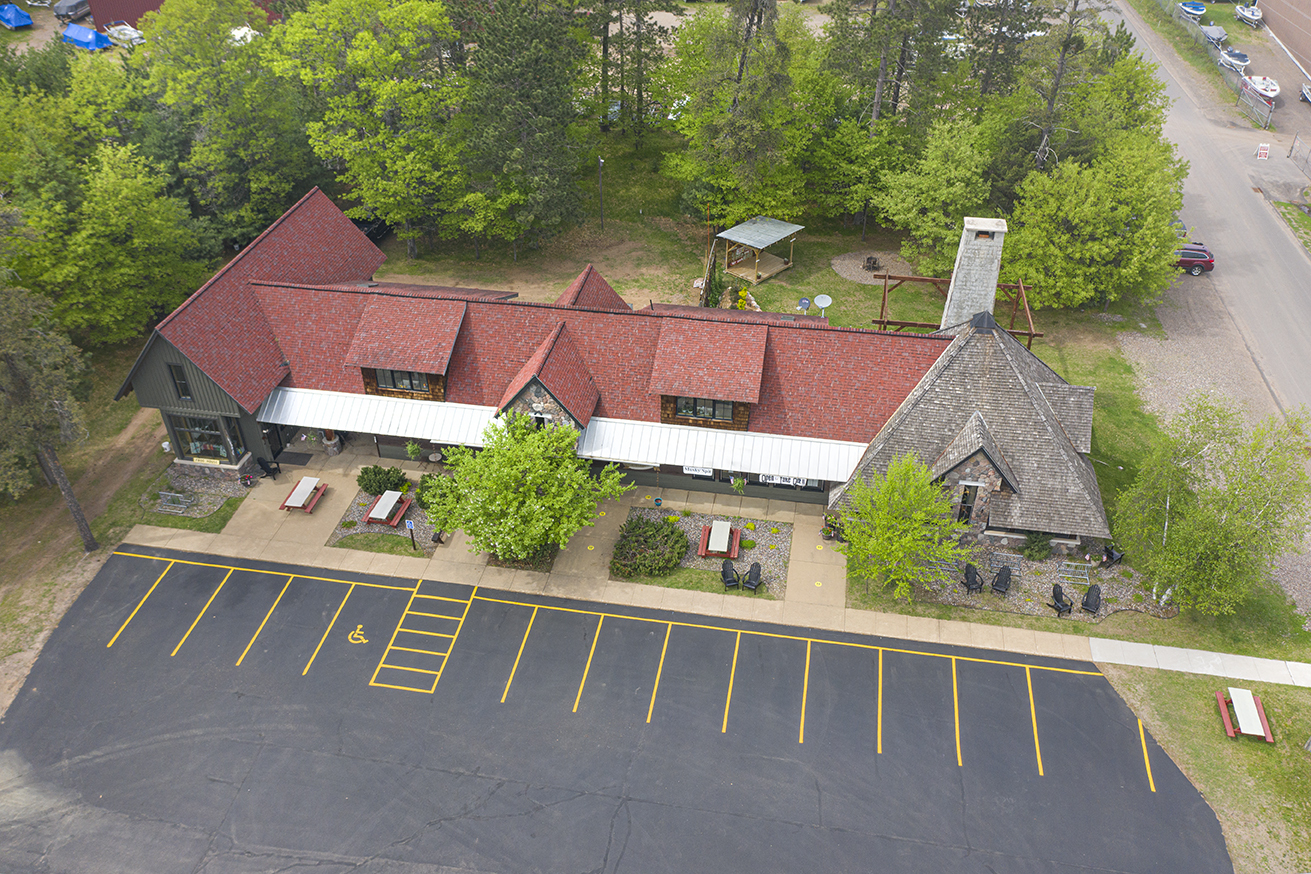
[[836, 453, 971, 601], [421, 413, 634, 562], [1114, 396, 1311, 616]]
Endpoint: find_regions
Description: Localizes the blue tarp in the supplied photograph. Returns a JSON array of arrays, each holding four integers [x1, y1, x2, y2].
[[0, 4, 33, 29], [62, 23, 112, 50]]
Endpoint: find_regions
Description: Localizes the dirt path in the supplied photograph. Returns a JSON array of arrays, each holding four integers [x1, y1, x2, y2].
[[0, 406, 165, 716]]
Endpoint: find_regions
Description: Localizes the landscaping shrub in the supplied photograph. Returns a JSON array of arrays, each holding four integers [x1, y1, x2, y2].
[[341, 520, 356, 529], [357, 465, 407, 495], [1022, 532, 1052, 562], [610, 516, 689, 578], [416, 472, 446, 510], [741, 539, 756, 550]]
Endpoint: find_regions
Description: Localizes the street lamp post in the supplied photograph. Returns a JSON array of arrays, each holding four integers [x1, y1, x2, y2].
[[598, 156, 605, 231]]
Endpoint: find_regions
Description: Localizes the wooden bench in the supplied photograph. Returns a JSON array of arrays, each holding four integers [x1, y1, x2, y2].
[[364, 490, 414, 527], [157, 491, 194, 515], [280, 476, 327, 513]]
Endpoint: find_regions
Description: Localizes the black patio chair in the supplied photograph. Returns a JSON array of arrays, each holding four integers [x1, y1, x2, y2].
[[964, 563, 983, 593], [721, 559, 740, 590], [1049, 584, 1073, 616], [742, 562, 763, 594], [256, 457, 280, 480], [990, 566, 1012, 596], [1100, 545, 1125, 568], [1081, 584, 1102, 615]]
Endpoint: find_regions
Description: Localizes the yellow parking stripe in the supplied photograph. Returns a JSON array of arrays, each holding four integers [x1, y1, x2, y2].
[[472, 594, 1101, 678], [1027, 666, 1044, 776], [391, 645, 450, 657], [1139, 719, 1156, 792], [877, 648, 884, 754], [501, 606, 538, 703], [107, 560, 175, 648], [799, 640, 811, 744], [112, 552, 412, 591], [722, 631, 740, 733], [303, 584, 355, 676], [429, 587, 476, 691], [572, 615, 604, 713], [237, 575, 293, 666], [646, 623, 672, 723], [171, 569, 233, 657], [952, 658, 962, 767]]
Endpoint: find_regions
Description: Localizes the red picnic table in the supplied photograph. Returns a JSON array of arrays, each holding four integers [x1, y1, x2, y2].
[[697, 520, 741, 559], [364, 489, 414, 527], [1216, 687, 1274, 743], [279, 476, 328, 513]]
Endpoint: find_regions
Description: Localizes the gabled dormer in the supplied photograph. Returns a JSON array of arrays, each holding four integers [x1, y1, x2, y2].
[[346, 298, 466, 402], [647, 319, 766, 432], [498, 322, 600, 430]]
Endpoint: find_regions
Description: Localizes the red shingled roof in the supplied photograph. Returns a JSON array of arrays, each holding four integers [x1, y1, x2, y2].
[[641, 303, 829, 326], [345, 299, 465, 374], [497, 322, 601, 427], [648, 320, 767, 404], [554, 264, 631, 311], [154, 188, 385, 412]]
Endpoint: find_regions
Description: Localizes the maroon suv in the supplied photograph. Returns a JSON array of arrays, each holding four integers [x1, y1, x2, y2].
[[1176, 245, 1215, 275]]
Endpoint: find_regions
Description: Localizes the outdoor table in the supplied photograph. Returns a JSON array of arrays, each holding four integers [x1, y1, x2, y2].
[[1216, 686, 1274, 742], [708, 520, 731, 553], [368, 490, 402, 523], [280, 476, 326, 513]]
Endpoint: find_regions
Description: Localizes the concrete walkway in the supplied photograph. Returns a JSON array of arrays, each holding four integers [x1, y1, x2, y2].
[[126, 450, 1311, 687]]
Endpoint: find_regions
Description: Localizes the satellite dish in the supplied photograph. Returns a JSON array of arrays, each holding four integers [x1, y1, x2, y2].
[[814, 293, 833, 316], [798, 297, 811, 312]]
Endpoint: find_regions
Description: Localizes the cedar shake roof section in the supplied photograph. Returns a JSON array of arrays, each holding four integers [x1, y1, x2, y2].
[[648, 320, 767, 404], [498, 322, 600, 426], [345, 298, 466, 374], [554, 264, 631, 311], [832, 313, 1109, 538], [931, 411, 1019, 493], [154, 188, 385, 412], [1038, 383, 1094, 453]]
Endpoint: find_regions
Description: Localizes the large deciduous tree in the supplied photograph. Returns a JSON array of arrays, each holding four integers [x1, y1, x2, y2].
[[0, 283, 98, 552], [835, 453, 971, 601], [1114, 396, 1311, 617], [275, 0, 466, 259], [421, 413, 633, 562], [1001, 131, 1185, 309]]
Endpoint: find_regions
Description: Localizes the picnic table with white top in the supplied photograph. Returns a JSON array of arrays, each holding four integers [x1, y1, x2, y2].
[[280, 476, 327, 513], [1216, 686, 1274, 742], [368, 490, 402, 522], [708, 520, 731, 553]]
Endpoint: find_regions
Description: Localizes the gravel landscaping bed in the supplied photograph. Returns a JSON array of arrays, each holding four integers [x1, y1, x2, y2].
[[139, 468, 248, 518], [626, 507, 792, 598], [830, 250, 916, 285], [885, 546, 1176, 623], [327, 488, 437, 557]]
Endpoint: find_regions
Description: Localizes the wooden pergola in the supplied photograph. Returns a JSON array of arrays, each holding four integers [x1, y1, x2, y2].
[[715, 216, 804, 285], [868, 272, 1043, 348]]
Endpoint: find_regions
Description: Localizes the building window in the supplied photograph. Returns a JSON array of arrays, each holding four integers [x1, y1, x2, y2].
[[958, 484, 979, 522], [224, 416, 245, 458], [168, 364, 192, 400], [376, 370, 430, 393], [675, 397, 733, 421], [169, 415, 235, 462]]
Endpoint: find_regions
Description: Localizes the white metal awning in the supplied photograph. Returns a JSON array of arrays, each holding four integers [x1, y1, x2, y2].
[[576, 417, 866, 482], [257, 388, 498, 447]]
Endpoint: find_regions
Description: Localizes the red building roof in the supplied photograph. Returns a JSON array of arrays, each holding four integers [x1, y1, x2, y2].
[[648, 320, 768, 404], [554, 264, 631, 311], [345, 298, 466, 375], [498, 322, 600, 427]]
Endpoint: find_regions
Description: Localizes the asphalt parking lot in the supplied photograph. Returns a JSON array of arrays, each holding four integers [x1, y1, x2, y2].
[[0, 546, 1232, 873]]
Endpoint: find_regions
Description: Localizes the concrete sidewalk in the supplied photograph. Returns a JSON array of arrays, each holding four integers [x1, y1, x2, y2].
[[126, 451, 1311, 687]]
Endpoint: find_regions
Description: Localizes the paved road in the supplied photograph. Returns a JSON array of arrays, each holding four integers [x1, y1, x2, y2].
[[0, 547, 1230, 873], [1112, 0, 1311, 413]]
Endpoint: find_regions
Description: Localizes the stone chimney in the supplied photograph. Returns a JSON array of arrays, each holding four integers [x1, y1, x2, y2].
[[940, 217, 1007, 330]]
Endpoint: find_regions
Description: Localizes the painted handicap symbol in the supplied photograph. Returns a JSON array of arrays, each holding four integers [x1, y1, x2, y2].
[[347, 625, 368, 644]]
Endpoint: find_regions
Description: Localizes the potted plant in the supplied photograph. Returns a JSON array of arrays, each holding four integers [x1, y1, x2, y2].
[[820, 524, 835, 541]]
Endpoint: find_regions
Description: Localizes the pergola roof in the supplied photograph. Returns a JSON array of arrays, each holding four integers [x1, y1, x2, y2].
[[716, 216, 804, 250]]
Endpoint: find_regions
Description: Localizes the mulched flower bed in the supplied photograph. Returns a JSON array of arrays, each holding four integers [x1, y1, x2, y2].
[[627, 507, 793, 598], [140, 468, 249, 518], [328, 488, 438, 557], [894, 546, 1177, 623]]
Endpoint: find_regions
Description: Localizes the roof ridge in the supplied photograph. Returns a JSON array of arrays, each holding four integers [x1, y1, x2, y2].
[[157, 187, 325, 331]]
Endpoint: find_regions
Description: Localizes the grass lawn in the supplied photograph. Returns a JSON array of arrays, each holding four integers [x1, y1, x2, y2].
[[613, 565, 777, 599], [1103, 664, 1311, 872], [1121, 0, 1244, 98], [332, 532, 427, 557], [1274, 202, 1311, 256]]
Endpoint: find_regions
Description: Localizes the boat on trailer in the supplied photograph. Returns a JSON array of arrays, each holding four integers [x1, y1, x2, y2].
[[1200, 24, 1228, 49], [1220, 47, 1250, 72], [1243, 75, 1279, 102], [1235, 3, 1263, 27], [1178, 1, 1205, 18]]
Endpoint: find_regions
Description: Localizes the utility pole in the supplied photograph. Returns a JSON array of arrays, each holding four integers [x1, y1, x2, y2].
[[598, 157, 605, 231]]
